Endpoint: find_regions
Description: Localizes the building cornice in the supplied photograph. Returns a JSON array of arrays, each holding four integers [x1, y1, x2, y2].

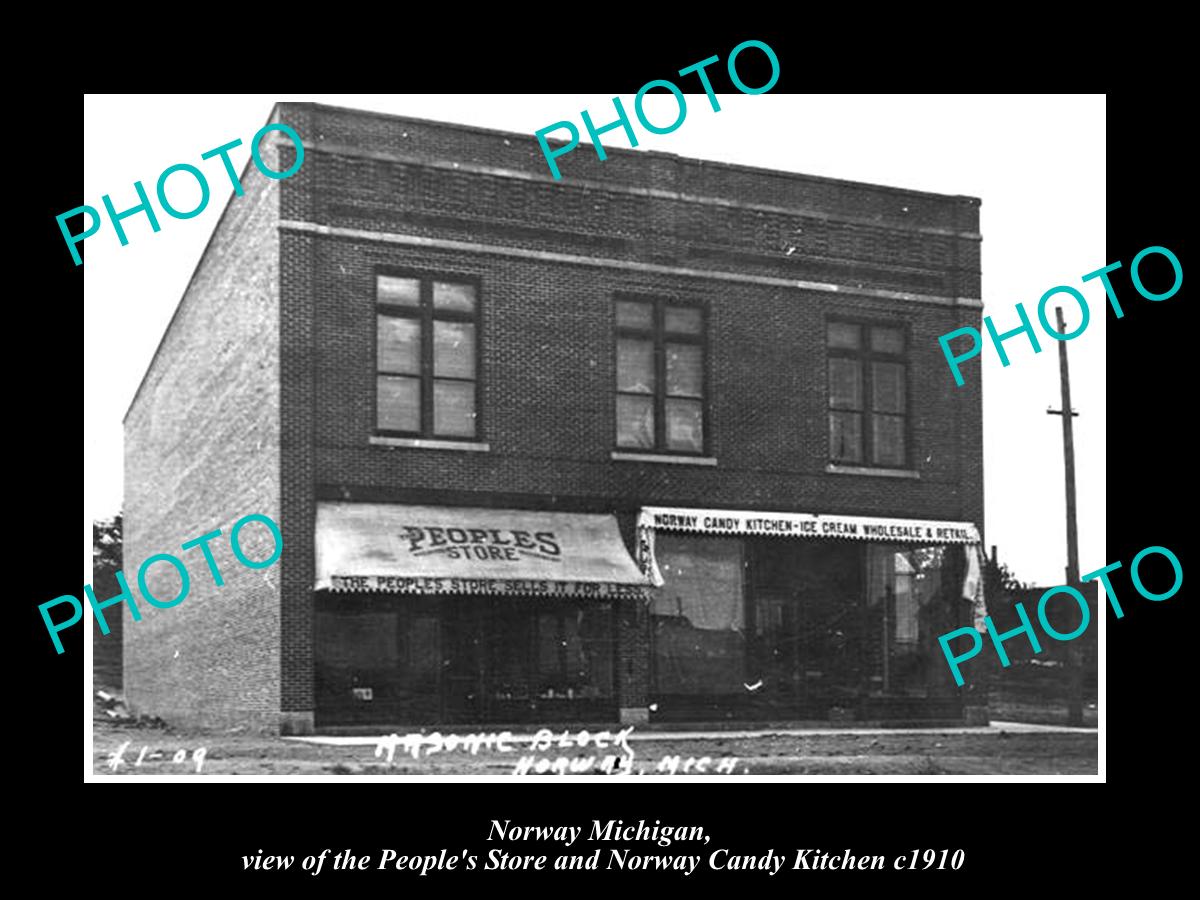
[[300, 140, 983, 242], [280, 219, 984, 309]]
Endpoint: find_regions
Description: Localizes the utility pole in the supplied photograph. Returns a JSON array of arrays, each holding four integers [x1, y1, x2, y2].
[[1047, 306, 1084, 727]]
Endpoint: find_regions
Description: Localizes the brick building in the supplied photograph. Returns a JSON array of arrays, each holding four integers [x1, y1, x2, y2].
[[123, 101, 985, 735]]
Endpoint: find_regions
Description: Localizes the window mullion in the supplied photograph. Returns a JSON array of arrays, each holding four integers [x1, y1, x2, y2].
[[655, 302, 667, 450], [862, 354, 872, 465], [422, 281, 434, 437], [702, 329, 708, 456]]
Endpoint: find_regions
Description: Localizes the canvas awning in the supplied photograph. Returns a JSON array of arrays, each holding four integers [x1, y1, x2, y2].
[[637, 506, 981, 543], [634, 505, 987, 625], [315, 502, 651, 598]]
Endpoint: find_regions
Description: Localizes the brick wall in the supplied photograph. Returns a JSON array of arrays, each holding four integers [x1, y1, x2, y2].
[[279, 228, 316, 729], [123, 145, 282, 733], [276, 106, 981, 526], [302, 241, 981, 520], [276, 103, 980, 301], [285, 104, 976, 227]]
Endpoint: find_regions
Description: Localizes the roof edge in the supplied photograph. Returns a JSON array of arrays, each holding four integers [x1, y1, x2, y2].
[[278, 100, 982, 206]]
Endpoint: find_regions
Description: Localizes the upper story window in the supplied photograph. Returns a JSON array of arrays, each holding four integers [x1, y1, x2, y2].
[[614, 297, 706, 454], [376, 273, 479, 440], [827, 320, 907, 467]]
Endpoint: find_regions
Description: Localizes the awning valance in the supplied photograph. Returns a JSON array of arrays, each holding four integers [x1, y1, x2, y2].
[[315, 502, 651, 597], [637, 506, 981, 544]]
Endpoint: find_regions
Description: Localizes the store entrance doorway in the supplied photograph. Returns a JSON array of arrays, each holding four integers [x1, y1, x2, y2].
[[749, 539, 867, 714]]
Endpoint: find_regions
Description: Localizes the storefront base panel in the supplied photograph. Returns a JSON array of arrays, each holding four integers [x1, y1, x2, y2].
[[856, 696, 965, 722], [314, 700, 619, 730], [648, 695, 965, 724], [280, 711, 315, 735], [964, 706, 990, 726]]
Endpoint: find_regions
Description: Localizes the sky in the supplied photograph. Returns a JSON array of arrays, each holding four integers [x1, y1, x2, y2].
[[83, 93, 1106, 588]]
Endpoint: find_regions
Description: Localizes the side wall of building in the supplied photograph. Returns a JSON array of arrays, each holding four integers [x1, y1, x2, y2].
[[123, 150, 283, 733]]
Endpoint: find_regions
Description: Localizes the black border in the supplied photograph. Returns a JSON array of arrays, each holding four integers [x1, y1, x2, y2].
[[35, 29, 1188, 885]]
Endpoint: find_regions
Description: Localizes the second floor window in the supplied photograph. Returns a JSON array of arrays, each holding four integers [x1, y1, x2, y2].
[[614, 297, 706, 454], [376, 274, 478, 439], [827, 320, 907, 467]]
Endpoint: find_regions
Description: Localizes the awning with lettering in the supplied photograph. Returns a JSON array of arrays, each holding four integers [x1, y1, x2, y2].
[[634, 506, 986, 623], [637, 506, 981, 544], [315, 502, 651, 598]]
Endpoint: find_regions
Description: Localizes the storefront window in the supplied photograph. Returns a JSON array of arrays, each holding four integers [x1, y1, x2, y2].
[[866, 545, 948, 694], [748, 539, 865, 705], [651, 534, 746, 695], [318, 596, 614, 725], [534, 606, 613, 700], [486, 604, 530, 701], [315, 600, 442, 723]]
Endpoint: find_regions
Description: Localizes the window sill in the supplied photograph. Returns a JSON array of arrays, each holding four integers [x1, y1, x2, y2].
[[826, 463, 919, 479], [370, 436, 490, 452], [611, 451, 718, 466]]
